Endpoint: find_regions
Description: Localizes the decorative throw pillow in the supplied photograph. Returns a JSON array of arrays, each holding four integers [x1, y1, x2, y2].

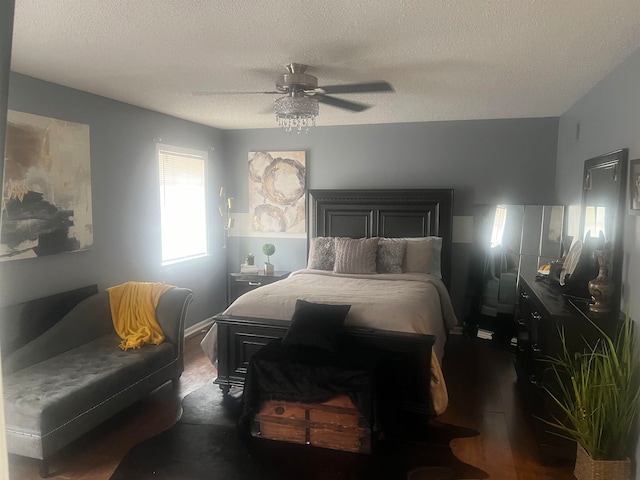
[[402, 236, 443, 277], [307, 237, 336, 270], [377, 238, 407, 273], [333, 237, 379, 274], [282, 299, 351, 351]]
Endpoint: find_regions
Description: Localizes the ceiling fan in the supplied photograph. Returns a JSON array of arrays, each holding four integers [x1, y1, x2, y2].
[[195, 63, 394, 112], [273, 62, 394, 112], [195, 63, 394, 132]]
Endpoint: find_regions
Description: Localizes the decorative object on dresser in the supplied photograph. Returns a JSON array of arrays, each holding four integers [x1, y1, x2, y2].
[[227, 270, 290, 306], [587, 248, 615, 313], [240, 264, 259, 274], [543, 310, 637, 480], [240, 253, 258, 274], [549, 235, 573, 284], [262, 243, 276, 275]]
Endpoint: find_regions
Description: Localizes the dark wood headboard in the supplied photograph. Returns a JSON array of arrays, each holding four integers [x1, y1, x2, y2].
[[308, 189, 454, 290]]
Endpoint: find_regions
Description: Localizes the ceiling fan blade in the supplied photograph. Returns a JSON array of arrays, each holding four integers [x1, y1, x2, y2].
[[316, 81, 394, 95], [192, 90, 279, 96], [316, 95, 370, 112]]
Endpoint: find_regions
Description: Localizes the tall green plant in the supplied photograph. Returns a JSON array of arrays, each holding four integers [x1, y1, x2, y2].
[[543, 312, 640, 460]]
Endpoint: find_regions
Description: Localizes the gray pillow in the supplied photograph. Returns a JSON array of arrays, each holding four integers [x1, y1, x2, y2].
[[377, 238, 407, 273], [334, 237, 379, 274], [307, 237, 336, 270]]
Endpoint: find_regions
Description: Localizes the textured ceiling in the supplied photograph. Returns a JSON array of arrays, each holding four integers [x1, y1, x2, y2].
[[10, 0, 640, 130]]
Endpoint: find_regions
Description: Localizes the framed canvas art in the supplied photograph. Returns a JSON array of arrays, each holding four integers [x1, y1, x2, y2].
[[1, 110, 93, 261], [248, 150, 306, 233]]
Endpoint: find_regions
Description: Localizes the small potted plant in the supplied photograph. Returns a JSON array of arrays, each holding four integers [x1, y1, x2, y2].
[[245, 253, 254, 266], [262, 243, 276, 275]]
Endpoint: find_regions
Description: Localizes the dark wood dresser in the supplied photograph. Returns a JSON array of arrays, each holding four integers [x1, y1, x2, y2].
[[514, 275, 620, 464]]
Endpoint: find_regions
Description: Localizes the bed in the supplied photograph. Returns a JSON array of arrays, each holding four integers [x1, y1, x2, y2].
[[201, 188, 456, 416]]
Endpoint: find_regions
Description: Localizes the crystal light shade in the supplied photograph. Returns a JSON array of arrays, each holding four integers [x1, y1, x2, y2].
[[274, 96, 319, 134]]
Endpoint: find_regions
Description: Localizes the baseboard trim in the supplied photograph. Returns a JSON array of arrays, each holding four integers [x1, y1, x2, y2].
[[184, 317, 216, 338]]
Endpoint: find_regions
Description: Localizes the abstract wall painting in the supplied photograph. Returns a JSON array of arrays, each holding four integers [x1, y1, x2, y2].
[[1, 110, 93, 261], [248, 151, 306, 234]]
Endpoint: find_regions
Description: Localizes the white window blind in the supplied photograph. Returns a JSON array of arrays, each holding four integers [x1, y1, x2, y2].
[[490, 205, 508, 248], [158, 145, 207, 263]]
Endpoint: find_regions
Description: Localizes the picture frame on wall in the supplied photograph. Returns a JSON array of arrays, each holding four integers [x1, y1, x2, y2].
[[1, 110, 93, 261], [630, 159, 640, 215], [248, 150, 307, 234]]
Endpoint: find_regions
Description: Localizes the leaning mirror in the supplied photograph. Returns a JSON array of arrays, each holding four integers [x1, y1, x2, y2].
[[467, 204, 564, 332], [568, 149, 628, 310]]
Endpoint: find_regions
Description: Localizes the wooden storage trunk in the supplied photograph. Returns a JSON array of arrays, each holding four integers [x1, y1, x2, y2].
[[252, 394, 372, 454]]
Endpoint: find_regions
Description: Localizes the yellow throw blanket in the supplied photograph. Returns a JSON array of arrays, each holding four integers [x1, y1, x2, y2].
[[107, 281, 174, 350]]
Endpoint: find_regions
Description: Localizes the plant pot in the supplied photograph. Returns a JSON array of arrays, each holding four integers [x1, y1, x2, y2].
[[264, 262, 274, 275], [574, 444, 630, 480]]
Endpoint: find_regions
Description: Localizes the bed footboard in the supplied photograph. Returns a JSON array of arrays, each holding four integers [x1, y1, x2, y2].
[[213, 314, 437, 416]]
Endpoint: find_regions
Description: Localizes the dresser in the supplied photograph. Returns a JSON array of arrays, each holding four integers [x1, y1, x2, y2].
[[227, 271, 290, 306], [514, 275, 619, 464]]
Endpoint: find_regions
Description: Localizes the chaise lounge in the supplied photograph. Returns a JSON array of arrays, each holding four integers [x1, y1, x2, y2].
[[1, 285, 193, 477]]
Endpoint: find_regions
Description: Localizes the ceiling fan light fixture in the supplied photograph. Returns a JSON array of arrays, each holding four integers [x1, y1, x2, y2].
[[274, 95, 319, 134]]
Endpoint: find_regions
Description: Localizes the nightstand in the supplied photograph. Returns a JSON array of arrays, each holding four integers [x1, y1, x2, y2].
[[227, 271, 290, 306]]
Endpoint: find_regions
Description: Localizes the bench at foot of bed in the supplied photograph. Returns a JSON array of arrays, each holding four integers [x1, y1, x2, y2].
[[213, 314, 437, 417]]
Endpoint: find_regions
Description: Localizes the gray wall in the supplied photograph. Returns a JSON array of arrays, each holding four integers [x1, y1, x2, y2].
[[3, 73, 229, 328], [223, 118, 560, 319], [556, 46, 640, 319], [3, 73, 561, 326]]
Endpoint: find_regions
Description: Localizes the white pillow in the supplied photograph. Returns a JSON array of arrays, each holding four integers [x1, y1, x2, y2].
[[401, 236, 442, 278]]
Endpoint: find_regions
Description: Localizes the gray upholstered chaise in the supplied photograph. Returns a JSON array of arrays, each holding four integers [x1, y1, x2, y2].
[[2, 287, 193, 477]]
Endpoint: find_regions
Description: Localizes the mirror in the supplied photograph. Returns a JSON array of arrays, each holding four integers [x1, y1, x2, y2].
[[573, 148, 628, 306], [466, 204, 564, 331]]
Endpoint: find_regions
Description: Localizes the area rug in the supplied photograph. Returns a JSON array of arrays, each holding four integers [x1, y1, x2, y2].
[[110, 383, 488, 480]]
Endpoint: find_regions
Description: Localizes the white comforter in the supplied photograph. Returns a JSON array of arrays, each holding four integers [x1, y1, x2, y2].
[[201, 269, 458, 415]]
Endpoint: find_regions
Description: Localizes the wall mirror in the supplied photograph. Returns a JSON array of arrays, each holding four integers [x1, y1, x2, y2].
[[572, 148, 628, 305]]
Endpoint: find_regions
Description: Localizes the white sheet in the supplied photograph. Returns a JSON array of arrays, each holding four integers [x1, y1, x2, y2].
[[201, 269, 457, 415]]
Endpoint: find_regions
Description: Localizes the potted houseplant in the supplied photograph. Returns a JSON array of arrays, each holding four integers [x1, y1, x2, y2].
[[543, 311, 640, 480], [245, 253, 255, 266], [262, 243, 275, 275]]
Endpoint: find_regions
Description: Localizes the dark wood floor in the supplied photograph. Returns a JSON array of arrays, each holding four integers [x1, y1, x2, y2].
[[8, 329, 576, 479]]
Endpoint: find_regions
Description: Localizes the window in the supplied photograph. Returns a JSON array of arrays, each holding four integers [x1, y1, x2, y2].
[[490, 205, 508, 248], [583, 205, 606, 240], [158, 144, 208, 264]]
